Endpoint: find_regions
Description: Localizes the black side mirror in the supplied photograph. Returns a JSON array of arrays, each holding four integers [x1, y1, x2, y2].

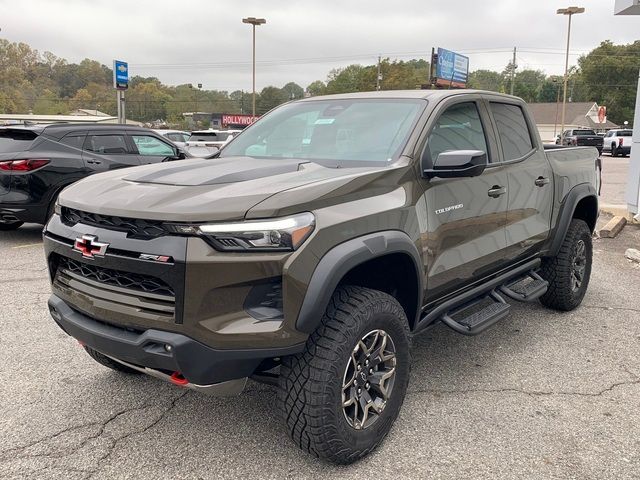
[[423, 150, 487, 179]]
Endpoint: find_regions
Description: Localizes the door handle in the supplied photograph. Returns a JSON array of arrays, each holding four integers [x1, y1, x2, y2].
[[535, 176, 550, 187], [487, 186, 506, 198], [86, 158, 102, 165]]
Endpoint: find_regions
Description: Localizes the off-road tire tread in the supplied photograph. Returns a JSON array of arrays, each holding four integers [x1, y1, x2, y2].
[[278, 286, 410, 464], [84, 346, 142, 374], [539, 219, 592, 311]]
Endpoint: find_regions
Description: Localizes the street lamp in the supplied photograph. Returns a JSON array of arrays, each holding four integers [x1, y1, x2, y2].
[[557, 6, 585, 135], [242, 17, 266, 118]]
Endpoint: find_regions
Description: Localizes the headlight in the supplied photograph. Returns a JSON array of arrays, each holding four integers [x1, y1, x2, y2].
[[169, 212, 315, 252]]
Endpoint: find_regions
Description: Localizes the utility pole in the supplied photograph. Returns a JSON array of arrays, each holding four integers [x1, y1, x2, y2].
[[557, 6, 585, 135], [242, 17, 266, 119], [510, 47, 517, 96], [376, 55, 382, 91]]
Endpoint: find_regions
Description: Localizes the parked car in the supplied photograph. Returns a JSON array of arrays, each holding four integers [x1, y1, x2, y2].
[[560, 128, 603, 154], [183, 129, 242, 155], [0, 124, 189, 230], [153, 129, 191, 148], [45, 90, 598, 464], [602, 129, 633, 157]]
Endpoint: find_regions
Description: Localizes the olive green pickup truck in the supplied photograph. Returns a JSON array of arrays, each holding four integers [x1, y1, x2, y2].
[[44, 89, 598, 464]]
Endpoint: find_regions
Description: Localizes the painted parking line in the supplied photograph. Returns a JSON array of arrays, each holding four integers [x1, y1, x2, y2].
[[11, 243, 43, 249]]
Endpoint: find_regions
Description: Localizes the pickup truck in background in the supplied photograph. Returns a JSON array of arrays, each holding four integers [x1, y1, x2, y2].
[[602, 129, 633, 157], [560, 128, 604, 154], [44, 90, 599, 464]]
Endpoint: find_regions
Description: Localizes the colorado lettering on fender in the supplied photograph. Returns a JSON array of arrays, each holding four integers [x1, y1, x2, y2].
[[435, 203, 464, 215]]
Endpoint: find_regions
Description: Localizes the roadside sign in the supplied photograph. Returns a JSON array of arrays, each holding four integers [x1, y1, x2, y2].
[[433, 48, 469, 88], [222, 114, 259, 127], [113, 60, 129, 90]]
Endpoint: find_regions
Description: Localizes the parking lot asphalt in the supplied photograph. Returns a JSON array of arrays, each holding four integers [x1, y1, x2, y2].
[[0, 218, 639, 480], [599, 153, 630, 206]]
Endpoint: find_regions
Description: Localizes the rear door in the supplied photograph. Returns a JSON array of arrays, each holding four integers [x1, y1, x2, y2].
[[486, 99, 553, 261], [129, 133, 177, 164], [82, 131, 140, 172], [416, 97, 509, 301]]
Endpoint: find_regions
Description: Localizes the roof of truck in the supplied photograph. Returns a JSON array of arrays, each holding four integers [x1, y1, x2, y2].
[[298, 89, 521, 102]]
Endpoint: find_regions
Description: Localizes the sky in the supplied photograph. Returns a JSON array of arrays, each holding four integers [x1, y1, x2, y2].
[[1, 0, 639, 92]]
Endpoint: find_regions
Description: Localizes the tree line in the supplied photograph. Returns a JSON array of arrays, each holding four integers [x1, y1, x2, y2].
[[0, 39, 637, 126]]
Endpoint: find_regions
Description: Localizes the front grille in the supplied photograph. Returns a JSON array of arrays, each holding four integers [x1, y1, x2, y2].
[[58, 257, 174, 297], [61, 207, 169, 239]]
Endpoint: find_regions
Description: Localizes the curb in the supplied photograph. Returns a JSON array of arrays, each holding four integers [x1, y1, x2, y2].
[[598, 216, 627, 238]]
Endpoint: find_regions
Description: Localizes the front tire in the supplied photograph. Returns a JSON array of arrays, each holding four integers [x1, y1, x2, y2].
[[539, 219, 592, 311], [278, 286, 411, 464]]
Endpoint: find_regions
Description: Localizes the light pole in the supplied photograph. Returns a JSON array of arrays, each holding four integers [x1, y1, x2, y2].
[[242, 17, 266, 119], [557, 6, 585, 135]]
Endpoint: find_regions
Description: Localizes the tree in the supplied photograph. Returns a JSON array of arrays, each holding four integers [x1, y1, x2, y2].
[[281, 82, 304, 100], [578, 40, 640, 124], [306, 80, 327, 96], [257, 86, 287, 114], [468, 70, 504, 92]]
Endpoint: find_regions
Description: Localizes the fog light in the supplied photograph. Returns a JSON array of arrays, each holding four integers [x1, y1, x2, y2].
[[164, 344, 173, 352]]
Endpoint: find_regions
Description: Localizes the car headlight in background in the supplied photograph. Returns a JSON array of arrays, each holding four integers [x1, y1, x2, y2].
[[168, 212, 315, 252]]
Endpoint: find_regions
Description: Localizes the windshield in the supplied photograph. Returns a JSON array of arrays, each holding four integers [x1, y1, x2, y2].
[[220, 99, 425, 164]]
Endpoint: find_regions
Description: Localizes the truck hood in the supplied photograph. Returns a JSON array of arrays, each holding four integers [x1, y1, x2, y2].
[[58, 156, 390, 222]]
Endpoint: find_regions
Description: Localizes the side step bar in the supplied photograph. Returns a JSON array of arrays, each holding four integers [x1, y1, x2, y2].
[[415, 259, 542, 335], [499, 271, 548, 302], [440, 290, 511, 336]]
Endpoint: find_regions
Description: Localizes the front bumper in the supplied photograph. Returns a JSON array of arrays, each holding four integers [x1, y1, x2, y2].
[[49, 294, 303, 387]]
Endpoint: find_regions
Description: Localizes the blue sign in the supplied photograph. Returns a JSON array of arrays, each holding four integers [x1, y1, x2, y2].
[[113, 60, 129, 90], [435, 48, 469, 87]]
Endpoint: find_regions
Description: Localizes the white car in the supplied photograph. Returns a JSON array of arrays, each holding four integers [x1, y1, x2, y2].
[[153, 129, 191, 148], [183, 129, 242, 156]]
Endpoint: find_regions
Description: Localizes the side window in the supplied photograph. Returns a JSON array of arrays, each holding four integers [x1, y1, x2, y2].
[[490, 103, 534, 161], [425, 102, 488, 165], [84, 134, 128, 154], [59, 133, 86, 149], [604, 131, 613, 138], [131, 135, 175, 156]]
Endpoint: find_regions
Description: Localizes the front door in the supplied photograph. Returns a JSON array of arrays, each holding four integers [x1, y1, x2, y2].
[[417, 99, 509, 302]]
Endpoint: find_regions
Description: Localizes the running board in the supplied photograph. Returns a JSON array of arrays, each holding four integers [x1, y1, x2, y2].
[[499, 270, 548, 302], [440, 290, 511, 336]]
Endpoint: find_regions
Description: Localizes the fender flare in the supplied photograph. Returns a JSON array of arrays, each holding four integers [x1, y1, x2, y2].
[[548, 183, 598, 257], [295, 230, 423, 334]]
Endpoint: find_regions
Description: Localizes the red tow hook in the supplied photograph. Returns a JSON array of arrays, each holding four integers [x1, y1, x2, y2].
[[170, 372, 189, 386]]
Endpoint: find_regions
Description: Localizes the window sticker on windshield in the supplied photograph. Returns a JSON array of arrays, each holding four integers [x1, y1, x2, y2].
[[315, 118, 335, 125]]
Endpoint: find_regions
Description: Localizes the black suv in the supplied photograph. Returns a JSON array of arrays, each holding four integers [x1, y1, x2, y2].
[[0, 124, 187, 230]]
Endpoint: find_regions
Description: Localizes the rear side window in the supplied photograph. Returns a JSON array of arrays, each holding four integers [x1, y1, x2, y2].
[[618, 130, 632, 137], [426, 102, 488, 165], [0, 129, 38, 153], [84, 134, 128, 154], [59, 133, 86, 149], [490, 103, 534, 161]]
